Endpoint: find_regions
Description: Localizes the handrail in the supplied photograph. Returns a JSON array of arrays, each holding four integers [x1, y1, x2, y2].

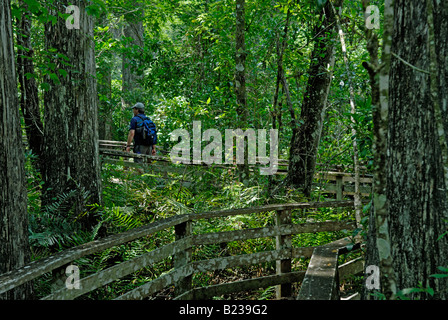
[[297, 242, 364, 300], [99, 145, 373, 198], [0, 200, 365, 300], [98, 139, 371, 171], [0, 215, 189, 295]]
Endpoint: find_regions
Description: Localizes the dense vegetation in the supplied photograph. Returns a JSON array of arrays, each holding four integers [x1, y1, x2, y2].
[[4, 0, 379, 300], [2, 0, 448, 301]]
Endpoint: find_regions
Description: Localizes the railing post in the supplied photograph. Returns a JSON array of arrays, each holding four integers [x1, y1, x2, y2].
[[174, 220, 192, 298], [336, 175, 343, 201], [275, 209, 292, 299]]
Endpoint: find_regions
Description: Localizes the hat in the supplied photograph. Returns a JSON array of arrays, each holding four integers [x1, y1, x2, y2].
[[131, 102, 145, 111]]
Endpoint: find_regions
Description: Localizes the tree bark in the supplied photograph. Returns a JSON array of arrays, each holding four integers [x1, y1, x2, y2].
[[42, 0, 102, 230], [386, 0, 448, 299], [374, 0, 397, 299], [286, 0, 341, 196], [0, 0, 33, 299]]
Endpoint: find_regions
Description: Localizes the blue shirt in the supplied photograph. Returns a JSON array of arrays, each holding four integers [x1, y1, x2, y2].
[[129, 113, 147, 146]]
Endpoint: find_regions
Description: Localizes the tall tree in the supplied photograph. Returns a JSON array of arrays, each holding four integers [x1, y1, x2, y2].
[[42, 0, 102, 229], [122, 1, 144, 106], [0, 0, 33, 299], [384, 0, 448, 299], [235, 0, 249, 180], [235, 0, 248, 123], [360, 0, 382, 300], [286, 0, 342, 196], [372, 0, 397, 299]]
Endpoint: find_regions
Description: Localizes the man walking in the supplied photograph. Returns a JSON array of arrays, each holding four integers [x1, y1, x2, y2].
[[125, 102, 156, 163]]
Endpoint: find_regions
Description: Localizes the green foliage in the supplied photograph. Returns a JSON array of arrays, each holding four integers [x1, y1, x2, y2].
[[430, 267, 448, 279], [29, 189, 81, 248], [396, 283, 435, 300], [17, 0, 386, 300]]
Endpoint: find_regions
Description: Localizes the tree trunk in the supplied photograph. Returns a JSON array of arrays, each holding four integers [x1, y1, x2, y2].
[[286, 0, 341, 196], [272, 8, 294, 144], [16, 2, 44, 166], [42, 0, 102, 230], [374, 0, 397, 299], [360, 0, 381, 300], [332, 3, 362, 226], [0, 0, 33, 299], [122, 3, 144, 107], [98, 68, 113, 141], [98, 23, 116, 141], [235, 0, 249, 180], [386, 0, 448, 299]]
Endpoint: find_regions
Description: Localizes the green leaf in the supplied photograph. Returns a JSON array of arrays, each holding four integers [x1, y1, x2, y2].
[[206, 97, 211, 105], [11, 4, 22, 19], [49, 73, 59, 82], [352, 228, 362, 237], [430, 274, 448, 279], [437, 231, 448, 241], [25, 72, 37, 80], [23, 0, 40, 13], [40, 82, 50, 91], [58, 69, 68, 77], [438, 266, 448, 272]]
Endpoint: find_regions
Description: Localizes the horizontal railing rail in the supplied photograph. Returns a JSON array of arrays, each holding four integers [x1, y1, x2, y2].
[[99, 141, 373, 198], [0, 200, 366, 300], [297, 243, 364, 300]]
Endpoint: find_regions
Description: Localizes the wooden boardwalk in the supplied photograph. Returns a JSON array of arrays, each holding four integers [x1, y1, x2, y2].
[[99, 140, 373, 199], [0, 200, 366, 300], [0, 140, 370, 300]]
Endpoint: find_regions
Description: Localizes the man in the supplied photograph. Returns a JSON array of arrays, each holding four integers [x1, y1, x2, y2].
[[126, 102, 156, 163]]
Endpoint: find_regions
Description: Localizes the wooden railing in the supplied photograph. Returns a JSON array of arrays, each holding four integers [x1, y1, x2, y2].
[[0, 200, 365, 300], [298, 241, 364, 300], [99, 140, 373, 199]]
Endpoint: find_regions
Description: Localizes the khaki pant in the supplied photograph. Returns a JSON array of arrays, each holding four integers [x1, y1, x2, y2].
[[133, 145, 152, 163]]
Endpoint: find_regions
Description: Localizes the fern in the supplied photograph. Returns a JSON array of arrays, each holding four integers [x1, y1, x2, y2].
[[99, 206, 142, 232], [29, 187, 93, 249]]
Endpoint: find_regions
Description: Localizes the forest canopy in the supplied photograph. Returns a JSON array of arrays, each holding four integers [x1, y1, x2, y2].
[[1, 0, 448, 302]]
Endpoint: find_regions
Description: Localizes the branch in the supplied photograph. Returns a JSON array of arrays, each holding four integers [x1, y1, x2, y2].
[[362, 61, 377, 77], [391, 52, 431, 75]]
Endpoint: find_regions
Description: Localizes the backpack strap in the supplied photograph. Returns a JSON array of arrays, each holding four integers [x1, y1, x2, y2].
[[136, 114, 148, 124]]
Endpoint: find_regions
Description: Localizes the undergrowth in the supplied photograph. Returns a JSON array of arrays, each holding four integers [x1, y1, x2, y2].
[[25, 154, 360, 300]]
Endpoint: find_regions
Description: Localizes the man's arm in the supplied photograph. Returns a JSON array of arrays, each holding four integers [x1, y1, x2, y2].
[[126, 129, 135, 152], [152, 144, 156, 155]]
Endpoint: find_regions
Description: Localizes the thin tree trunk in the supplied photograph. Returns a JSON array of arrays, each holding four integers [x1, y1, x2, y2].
[[16, 2, 44, 166], [42, 0, 102, 230], [97, 22, 115, 141], [286, 0, 341, 196], [361, 0, 381, 300], [373, 0, 397, 300], [0, 0, 33, 299], [274, 8, 296, 130], [235, 0, 249, 180], [331, 2, 362, 226], [122, 2, 144, 107]]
